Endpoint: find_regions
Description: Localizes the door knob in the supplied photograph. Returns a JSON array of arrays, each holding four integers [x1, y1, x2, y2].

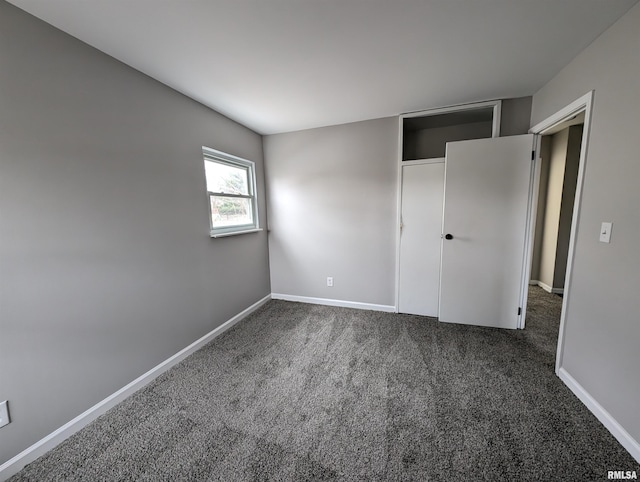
[[445, 234, 454, 240]]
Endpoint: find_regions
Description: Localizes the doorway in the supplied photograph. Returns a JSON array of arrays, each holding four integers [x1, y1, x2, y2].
[[522, 91, 594, 374], [530, 115, 584, 296], [524, 117, 583, 358]]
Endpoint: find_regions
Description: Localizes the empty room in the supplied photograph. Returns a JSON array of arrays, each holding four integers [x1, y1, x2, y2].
[[1, 0, 640, 480]]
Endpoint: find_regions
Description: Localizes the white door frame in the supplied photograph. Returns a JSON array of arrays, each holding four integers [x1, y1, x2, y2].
[[524, 91, 594, 374], [394, 100, 502, 312]]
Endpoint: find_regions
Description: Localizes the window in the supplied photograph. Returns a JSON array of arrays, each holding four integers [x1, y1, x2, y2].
[[203, 147, 259, 237]]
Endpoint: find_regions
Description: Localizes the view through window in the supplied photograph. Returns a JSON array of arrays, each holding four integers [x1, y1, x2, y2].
[[203, 147, 258, 236]]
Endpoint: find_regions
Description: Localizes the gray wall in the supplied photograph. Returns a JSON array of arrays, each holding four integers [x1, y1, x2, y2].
[[531, 1, 640, 447], [264, 118, 398, 306], [0, 2, 270, 465], [403, 121, 492, 160], [500, 96, 533, 137], [264, 99, 532, 308]]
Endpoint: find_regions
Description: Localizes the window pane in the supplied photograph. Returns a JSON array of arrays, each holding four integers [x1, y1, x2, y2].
[[205, 161, 249, 195], [210, 196, 253, 228]]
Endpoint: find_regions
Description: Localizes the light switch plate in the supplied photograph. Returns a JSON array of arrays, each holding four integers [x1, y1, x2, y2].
[[600, 222, 612, 243], [0, 400, 10, 428]]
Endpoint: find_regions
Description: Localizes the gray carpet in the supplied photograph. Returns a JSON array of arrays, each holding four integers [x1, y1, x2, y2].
[[10, 287, 639, 481]]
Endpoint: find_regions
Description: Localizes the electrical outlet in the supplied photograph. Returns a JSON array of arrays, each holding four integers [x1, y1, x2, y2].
[[327, 277, 334, 287], [0, 400, 10, 429]]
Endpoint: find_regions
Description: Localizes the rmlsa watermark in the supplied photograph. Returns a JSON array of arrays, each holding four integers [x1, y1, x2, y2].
[[608, 470, 638, 480]]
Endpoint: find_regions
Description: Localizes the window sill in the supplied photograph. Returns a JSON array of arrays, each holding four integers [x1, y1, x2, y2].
[[210, 228, 263, 239]]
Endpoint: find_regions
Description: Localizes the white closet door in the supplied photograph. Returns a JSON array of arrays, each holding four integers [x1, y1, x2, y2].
[[439, 135, 533, 329], [398, 161, 445, 316]]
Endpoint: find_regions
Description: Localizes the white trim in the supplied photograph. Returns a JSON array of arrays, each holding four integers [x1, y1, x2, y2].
[[529, 279, 539, 285], [401, 158, 445, 167], [530, 93, 591, 135], [537, 281, 553, 293], [0, 294, 272, 481], [203, 146, 260, 238], [559, 368, 640, 463], [271, 293, 396, 313], [491, 100, 502, 138], [202, 146, 253, 166], [210, 228, 263, 238], [402, 99, 503, 138], [528, 91, 594, 374], [536, 280, 564, 295], [394, 115, 403, 312], [517, 135, 539, 329]]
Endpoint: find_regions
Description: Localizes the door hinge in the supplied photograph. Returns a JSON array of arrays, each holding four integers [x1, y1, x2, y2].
[[517, 307, 522, 316], [531, 150, 535, 161]]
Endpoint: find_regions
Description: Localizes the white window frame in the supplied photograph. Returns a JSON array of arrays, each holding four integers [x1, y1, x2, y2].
[[203, 146, 260, 238]]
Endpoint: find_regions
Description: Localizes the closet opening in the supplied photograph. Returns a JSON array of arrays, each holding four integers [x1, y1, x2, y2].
[[396, 101, 501, 316]]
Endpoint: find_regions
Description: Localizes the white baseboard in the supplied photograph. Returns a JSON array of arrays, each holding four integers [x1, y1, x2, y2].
[[0, 294, 272, 481], [529, 279, 539, 285], [537, 281, 553, 292], [536, 281, 563, 294], [558, 367, 640, 463], [271, 293, 396, 313]]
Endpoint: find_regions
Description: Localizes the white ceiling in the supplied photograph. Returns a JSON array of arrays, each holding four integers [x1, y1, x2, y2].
[[7, 0, 638, 135]]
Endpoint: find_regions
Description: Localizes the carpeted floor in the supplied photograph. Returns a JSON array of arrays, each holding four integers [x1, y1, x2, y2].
[[10, 287, 639, 481]]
